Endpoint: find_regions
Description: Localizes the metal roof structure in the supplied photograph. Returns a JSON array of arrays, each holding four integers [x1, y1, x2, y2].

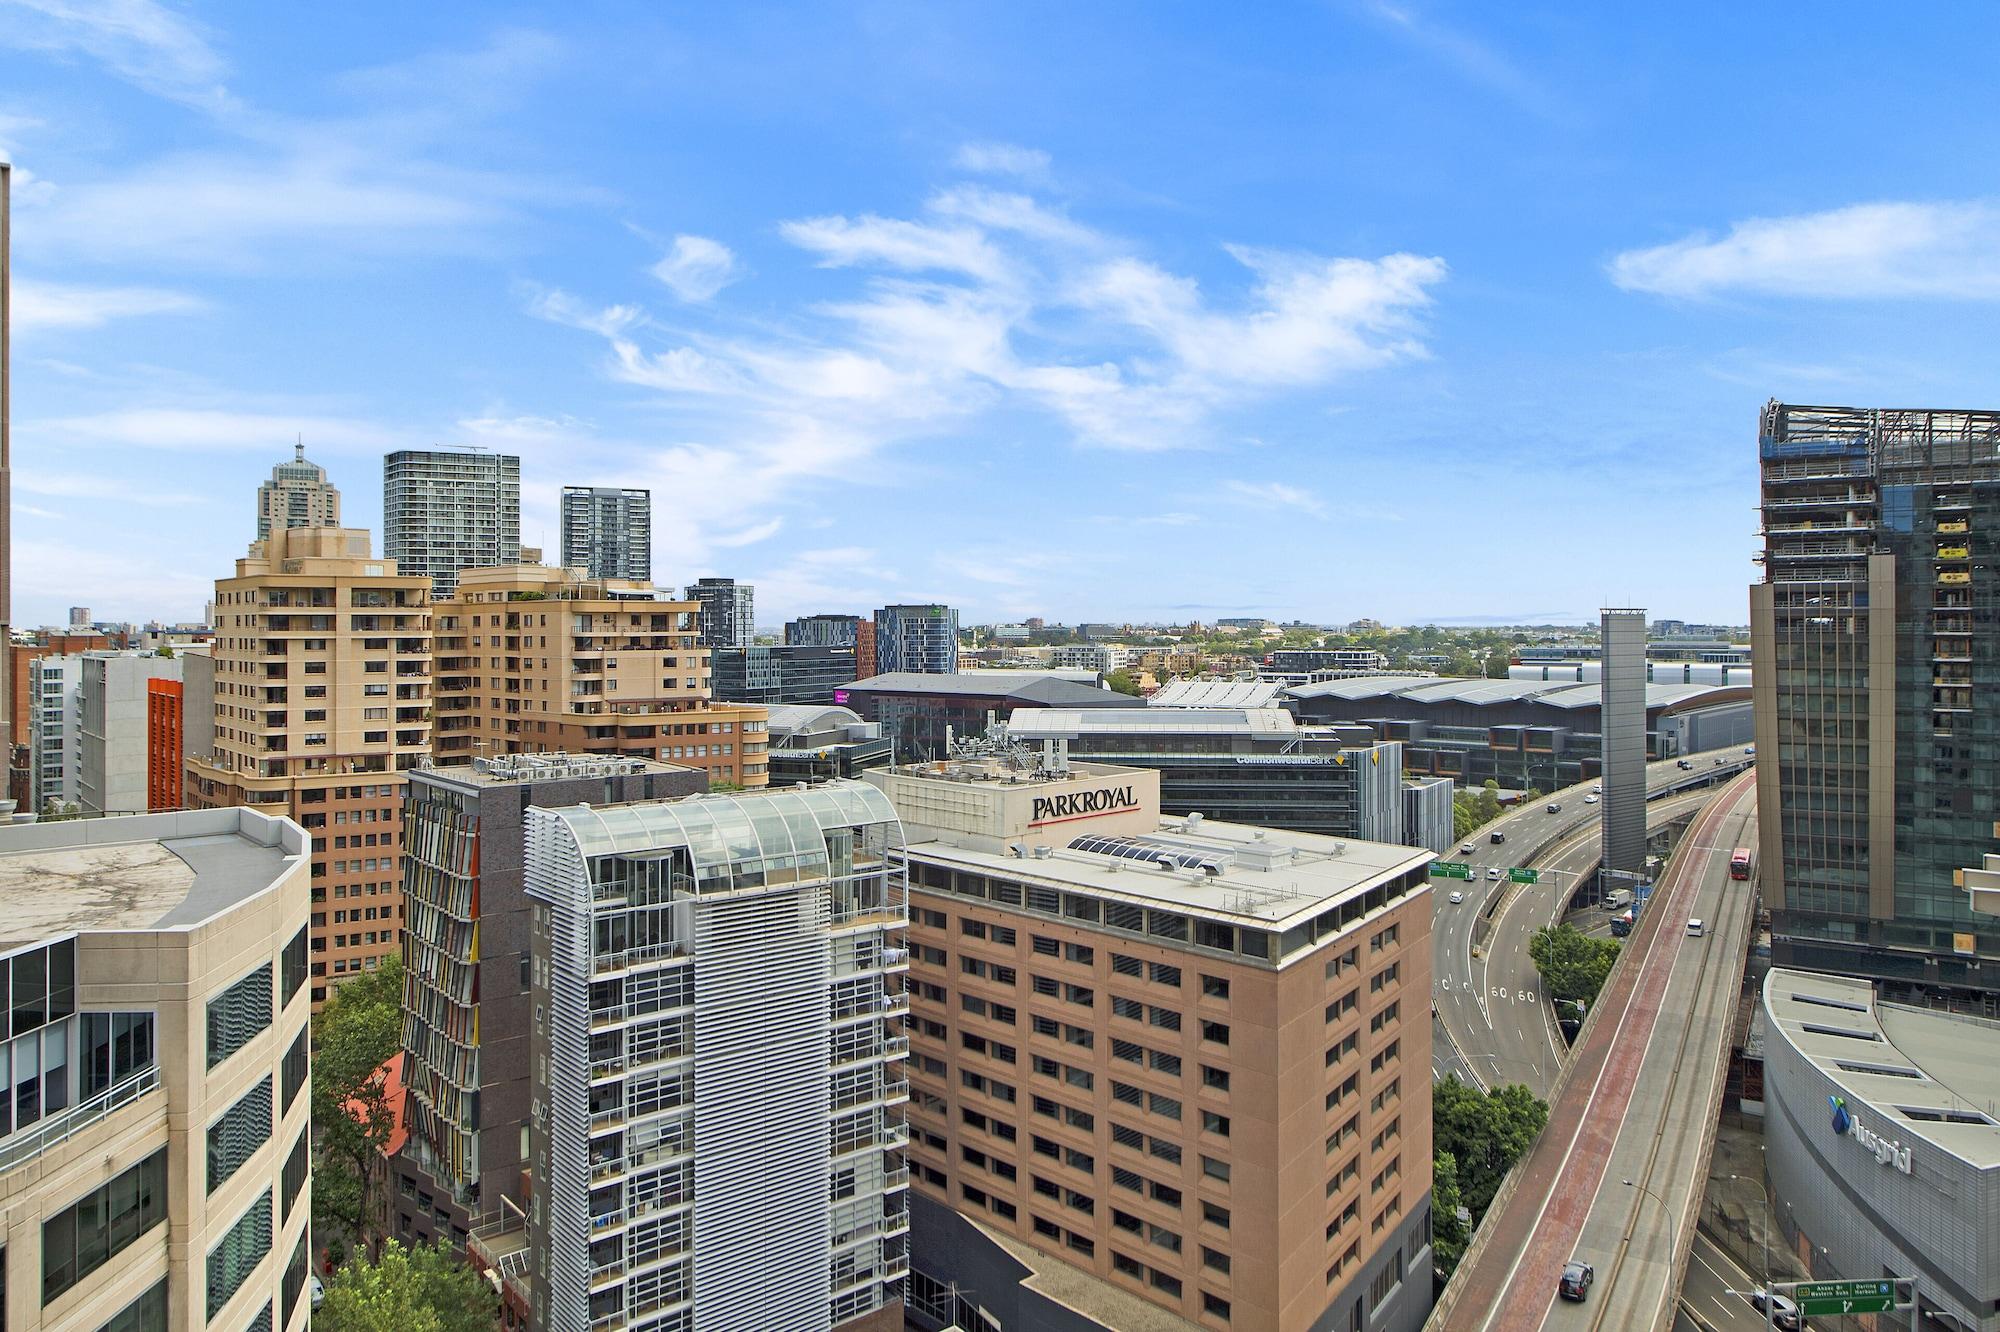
[[1285, 674, 1747, 712], [537, 780, 903, 887], [764, 703, 868, 736], [1007, 707, 1298, 739], [846, 671, 1142, 708], [1146, 679, 1283, 709]]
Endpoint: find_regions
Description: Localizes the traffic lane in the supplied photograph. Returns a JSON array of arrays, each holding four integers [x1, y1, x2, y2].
[[1681, 1234, 1785, 1332], [1448, 779, 1753, 1332], [1562, 824, 1742, 1329], [1545, 799, 1756, 1331], [1469, 790, 1718, 1093]]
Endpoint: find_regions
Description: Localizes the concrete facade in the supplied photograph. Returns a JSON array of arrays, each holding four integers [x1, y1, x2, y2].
[[1599, 608, 1649, 879], [78, 651, 182, 816], [382, 449, 522, 600]]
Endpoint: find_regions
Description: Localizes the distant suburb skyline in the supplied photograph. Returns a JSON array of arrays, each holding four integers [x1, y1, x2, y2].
[[7, 3, 2000, 627]]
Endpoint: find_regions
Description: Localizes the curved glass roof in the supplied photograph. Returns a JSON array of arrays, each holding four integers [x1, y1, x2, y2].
[[1070, 833, 1229, 876], [543, 781, 902, 883]]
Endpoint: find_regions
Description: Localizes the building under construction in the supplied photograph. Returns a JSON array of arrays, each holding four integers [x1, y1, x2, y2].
[[1751, 401, 2000, 1003]]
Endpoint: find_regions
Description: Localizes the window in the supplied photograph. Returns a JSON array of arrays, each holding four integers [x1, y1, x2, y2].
[[1203, 1155, 1231, 1182], [1203, 1065, 1230, 1092], [1200, 1020, 1230, 1045], [281, 1031, 308, 1110], [282, 1128, 309, 1219], [79, 1012, 155, 1099], [283, 1231, 311, 1321], [1203, 1246, 1231, 1274], [43, 1149, 168, 1303], [208, 1077, 273, 1193], [1203, 1110, 1231, 1137], [1201, 974, 1229, 1000], [280, 927, 308, 1006], [207, 1189, 274, 1319], [207, 964, 274, 1070], [1202, 1200, 1231, 1229], [99, 1278, 169, 1332]]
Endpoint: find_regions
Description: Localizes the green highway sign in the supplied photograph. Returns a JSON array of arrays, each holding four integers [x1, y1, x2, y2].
[[1432, 862, 1470, 880], [1796, 1280, 1894, 1301], [1799, 1295, 1894, 1316], [1508, 868, 1540, 884]]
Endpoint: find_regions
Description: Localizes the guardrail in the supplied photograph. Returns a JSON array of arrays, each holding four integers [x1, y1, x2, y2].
[[0, 1066, 160, 1173]]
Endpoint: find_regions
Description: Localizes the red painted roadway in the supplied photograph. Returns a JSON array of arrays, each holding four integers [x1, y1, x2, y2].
[[1443, 773, 1754, 1332]]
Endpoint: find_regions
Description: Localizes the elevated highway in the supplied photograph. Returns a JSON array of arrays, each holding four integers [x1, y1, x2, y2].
[[1432, 749, 1751, 1095], [1431, 772, 1758, 1332]]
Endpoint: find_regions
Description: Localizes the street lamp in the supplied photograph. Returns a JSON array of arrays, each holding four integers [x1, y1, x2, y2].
[[1622, 1178, 1680, 1253]]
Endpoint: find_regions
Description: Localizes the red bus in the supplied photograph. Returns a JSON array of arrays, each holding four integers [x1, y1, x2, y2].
[[1730, 848, 1752, 881]]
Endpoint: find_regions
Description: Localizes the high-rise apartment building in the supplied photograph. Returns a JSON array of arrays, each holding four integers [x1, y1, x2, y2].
[[685, 577, 754, 648], [8, 631, 113, 801], [256, 442, 341, 542], [560, 485, 652, 581], [0, 806, 314, 1332], [185, 525, 432, 1005], [710, 644, 860, 706], [431, 564, 770, 788], [787, 614, 863, 648], [874, 605, 958, 675], [30, 653, 83, 811], [68, 606, 90, 629], [383, 449, 521, 599], [870, 751, 1435, 1332], [508, 781, 911, 1332], [394, 754, 704, 1285], [78, 650, 183, 815], [1753, 402, 2000, 996]]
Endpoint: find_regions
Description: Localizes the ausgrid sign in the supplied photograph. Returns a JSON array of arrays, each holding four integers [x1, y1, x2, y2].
[[1030, 786, 1139, 826], [1850, 1117, 1914, 1174]]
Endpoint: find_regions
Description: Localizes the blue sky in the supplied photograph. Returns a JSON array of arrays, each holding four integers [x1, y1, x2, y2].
[[6, 2, 2000, 630]]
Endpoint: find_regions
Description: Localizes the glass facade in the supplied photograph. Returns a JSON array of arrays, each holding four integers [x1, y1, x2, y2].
[[43, 1149, 168, 1304], [1757, 403, 2000, 994]]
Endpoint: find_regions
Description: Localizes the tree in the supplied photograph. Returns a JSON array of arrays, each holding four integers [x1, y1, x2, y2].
[[1528, 924, 1620, 1009], [1105, 668, 1143, 697], [316, 1240, 499, 1332], [1446, 653, 1481, 677], [1432, 1150, 1470, 1280], [1483, 652, 1513, 679], [1432, 1075, 1548, 1226], [313, 955, 407, 1260]]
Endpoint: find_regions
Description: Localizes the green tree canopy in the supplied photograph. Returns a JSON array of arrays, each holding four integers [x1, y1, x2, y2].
[[1432, 1075, 1549, 1226], [316, 1239, 498, 1332], [312, 955, 407, 1258], [1431, 1150, 1470, 1280], [1528, 923, 1621, 1009], [1105, 669, 1143, 697]]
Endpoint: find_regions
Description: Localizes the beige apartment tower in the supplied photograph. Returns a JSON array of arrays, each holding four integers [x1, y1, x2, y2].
[[431, 564, 769, 788], [869, 752, 1435, 1332], [0, 807, 313, 1332], [186, 526, 431, 1005], [255, 442, 341, 543]]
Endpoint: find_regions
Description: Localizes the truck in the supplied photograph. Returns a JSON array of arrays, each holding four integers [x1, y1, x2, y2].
[[1609, 909, 1634, 938]]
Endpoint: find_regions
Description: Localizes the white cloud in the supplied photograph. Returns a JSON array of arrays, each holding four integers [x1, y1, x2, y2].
[[1609, 201, 2000, 300], [953, 142, 1052, 182], [0, 0, 231, 108], [11, 280, 206, 331], [1355, 1, 1557, 118], [1226, 480, 1327, 517], [16, 469, 205, 507], [709, 517, 784, 548], [649, 234, 739, 303], [781, 212, 1011, 284], [30, 407, 403, 452]]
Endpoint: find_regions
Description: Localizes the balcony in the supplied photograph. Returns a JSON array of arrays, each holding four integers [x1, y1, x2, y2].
[[0, 1066, 160, 1172]]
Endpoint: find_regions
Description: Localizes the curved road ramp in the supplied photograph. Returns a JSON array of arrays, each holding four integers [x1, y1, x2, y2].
[[1429, 773, 1758, 1332]]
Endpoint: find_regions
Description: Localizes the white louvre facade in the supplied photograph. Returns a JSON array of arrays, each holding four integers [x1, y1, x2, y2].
[[525, 783, 911, 1332]]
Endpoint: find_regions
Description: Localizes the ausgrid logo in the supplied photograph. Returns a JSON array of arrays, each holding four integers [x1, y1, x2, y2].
[[1830, 1094, 1852, 1135], [1851, 1118, 1913, 1174]]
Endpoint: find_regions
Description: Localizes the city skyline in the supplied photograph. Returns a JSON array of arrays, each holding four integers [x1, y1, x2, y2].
[[9, 7, 1997, 626]]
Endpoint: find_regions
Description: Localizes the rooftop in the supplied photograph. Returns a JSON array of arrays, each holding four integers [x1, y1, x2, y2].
[[415, 753, 692, 788], [1007, 707, 1300, 739], [1285, 673, 1747, 711], [0, 808, 306, 952], [1145, 679, 1283, 709], [846, 671, 1141, 706], [1764, 968, 2000, 1169], [908, 812, 1431, 931]]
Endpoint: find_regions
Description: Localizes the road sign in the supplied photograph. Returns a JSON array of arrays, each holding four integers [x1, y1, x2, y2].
[[1795, 1280, 1894, 1301], [1799, 1295, 1894, 1316], [1432, 862, 1470, 880], [1508, 867, 1539, 884]]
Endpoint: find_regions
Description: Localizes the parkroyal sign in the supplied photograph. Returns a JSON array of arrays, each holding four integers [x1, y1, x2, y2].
[[1030, 785, 1139, 826]]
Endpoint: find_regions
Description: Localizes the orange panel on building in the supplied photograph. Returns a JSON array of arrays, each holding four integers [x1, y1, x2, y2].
[[146, 677, 184, 809]]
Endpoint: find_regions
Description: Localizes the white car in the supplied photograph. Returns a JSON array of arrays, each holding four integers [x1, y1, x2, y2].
[[1487, 867, 1501, 880], [1591, 784, 1602, 794], [1583, 794, 1599, 804], [1460, 843, 1476, 854], [1448, 890, 1464, 904]]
